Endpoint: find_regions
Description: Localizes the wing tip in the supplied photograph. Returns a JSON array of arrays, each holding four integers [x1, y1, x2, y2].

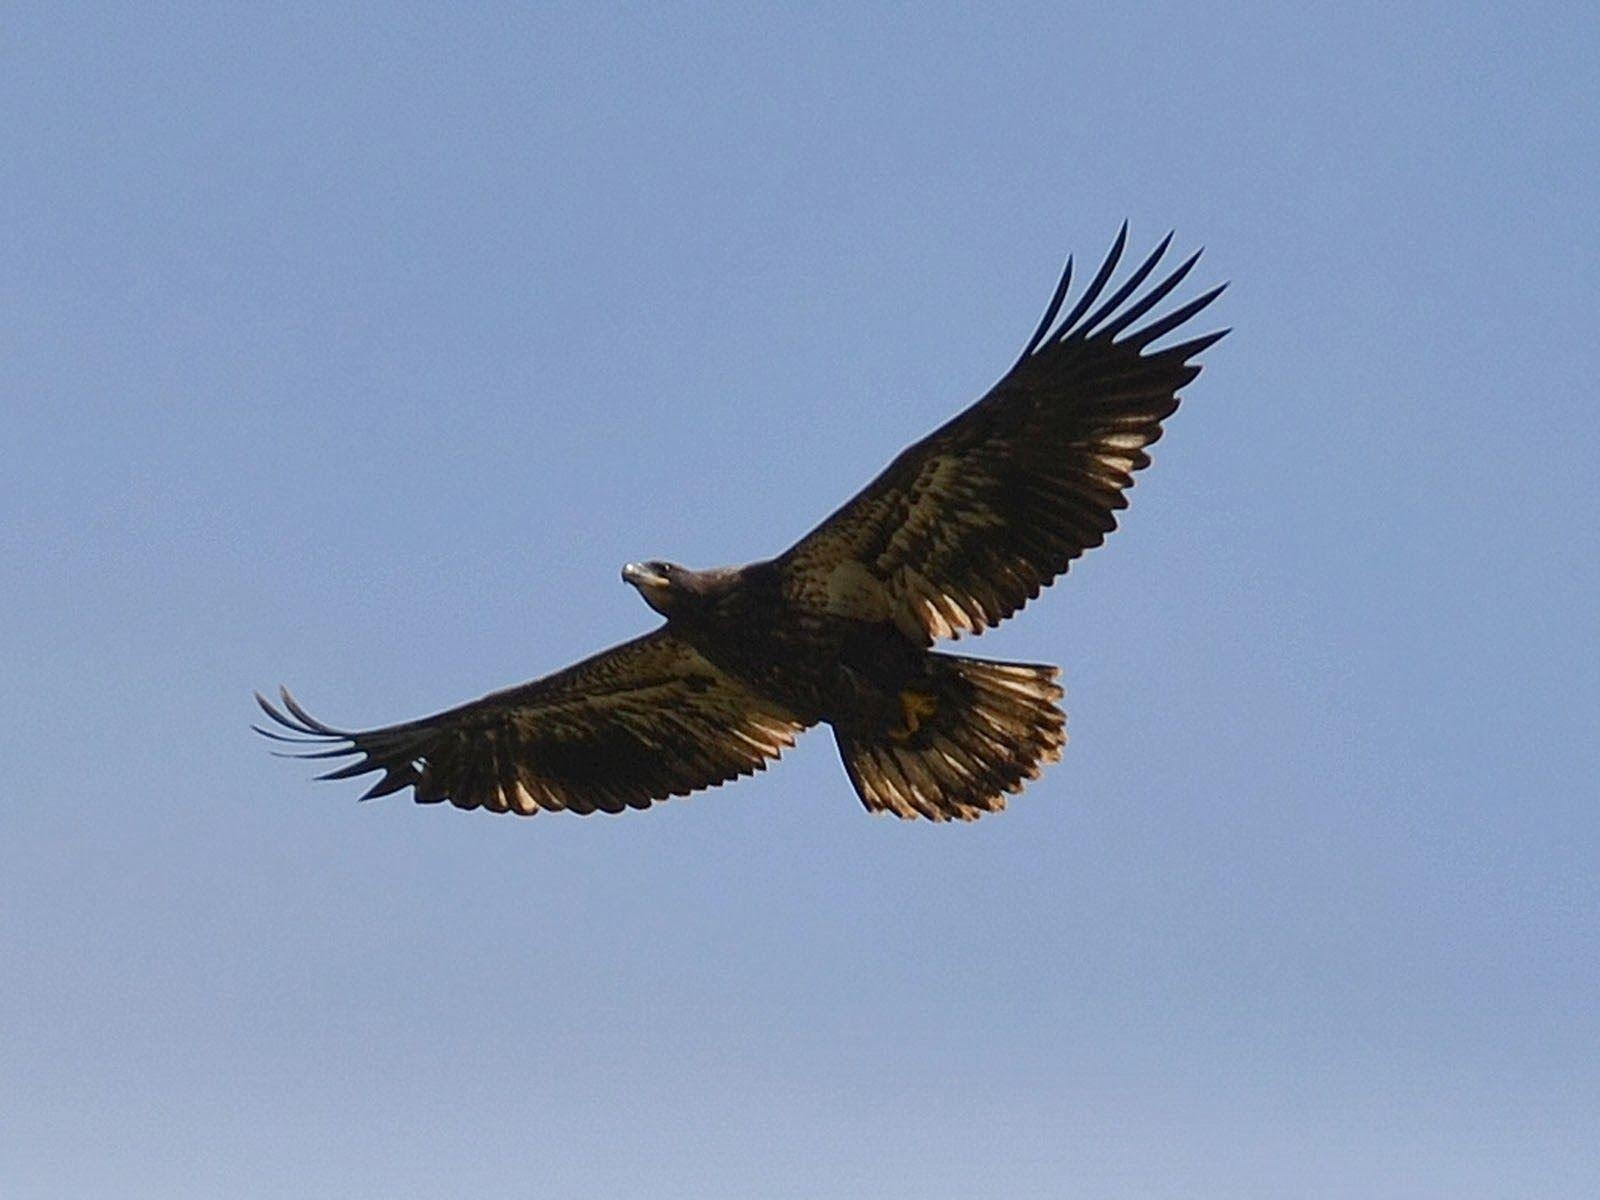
[[1016, 225, 1225, 365]]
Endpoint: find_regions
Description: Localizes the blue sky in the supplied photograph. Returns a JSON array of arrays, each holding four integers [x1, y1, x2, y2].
[[4, 4, 1597, 1197]]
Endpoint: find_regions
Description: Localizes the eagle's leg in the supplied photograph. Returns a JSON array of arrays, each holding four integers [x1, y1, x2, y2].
[[888, 688, 940, 742]]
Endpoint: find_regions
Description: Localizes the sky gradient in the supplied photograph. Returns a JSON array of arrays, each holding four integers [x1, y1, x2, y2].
[[4, 5, 1598, 1197]]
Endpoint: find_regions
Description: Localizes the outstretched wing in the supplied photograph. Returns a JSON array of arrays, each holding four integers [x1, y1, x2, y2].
[[256, 629, 806, 815], [776, 226, 1226, 644]]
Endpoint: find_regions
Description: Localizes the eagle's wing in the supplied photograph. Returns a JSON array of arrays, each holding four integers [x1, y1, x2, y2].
[[775, 226, 1226, 644], [255, 628, 806, 815]]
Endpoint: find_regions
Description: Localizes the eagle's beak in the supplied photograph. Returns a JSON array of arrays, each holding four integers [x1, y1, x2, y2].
[[622, 562, 669, 590]]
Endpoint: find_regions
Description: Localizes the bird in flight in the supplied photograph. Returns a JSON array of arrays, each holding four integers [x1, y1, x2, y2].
[[257, 226, 1225, 821]]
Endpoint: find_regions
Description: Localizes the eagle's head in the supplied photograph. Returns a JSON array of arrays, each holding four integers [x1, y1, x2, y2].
[[622, 560, 700, 617], [624, 560, 745, 618]]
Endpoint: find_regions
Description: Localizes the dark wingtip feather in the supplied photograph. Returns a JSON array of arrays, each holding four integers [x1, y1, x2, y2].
[[283, 744, 363, 761], [255, 689, 301, 731], [277, 686, 347, 735], [1049, 223, 1130, 341], [317, 757, 379, 782], [358, 771, 415, 801], [252, 723, 333, 746], [1014, 227, 1225, 373], [254, 687, 332, 737], [1098, 247, 1203, 342], [255, 689, 364, 771], [1075, 230, 1174, 340], [1015, 254, 1074, 366], [1161, 327, 1231, 363], [1126, 282, 1228, 350]]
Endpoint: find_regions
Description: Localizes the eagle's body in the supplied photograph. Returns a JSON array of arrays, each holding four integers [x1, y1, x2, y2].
[[628, 560, 911, 727], [259, 228, 1226, 820]]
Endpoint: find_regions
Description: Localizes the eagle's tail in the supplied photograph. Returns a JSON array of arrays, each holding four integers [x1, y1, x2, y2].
[[833, 654, 1067, 821]]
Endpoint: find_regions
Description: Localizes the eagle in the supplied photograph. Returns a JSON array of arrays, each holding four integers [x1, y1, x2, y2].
[[257, 226, 1225, 821]]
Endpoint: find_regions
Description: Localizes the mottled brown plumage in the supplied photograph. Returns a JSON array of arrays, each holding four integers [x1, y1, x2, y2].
[[257, 227, 1226, 820]]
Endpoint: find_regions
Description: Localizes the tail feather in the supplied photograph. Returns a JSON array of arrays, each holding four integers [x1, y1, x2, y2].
[[834, 655, 1066, 821]]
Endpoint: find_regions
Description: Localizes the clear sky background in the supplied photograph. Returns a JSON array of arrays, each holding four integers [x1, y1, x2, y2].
[[4, 5, 1597, 1198]]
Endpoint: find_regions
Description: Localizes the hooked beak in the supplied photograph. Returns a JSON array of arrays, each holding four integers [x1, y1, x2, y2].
[[622, 562, 669, 590]]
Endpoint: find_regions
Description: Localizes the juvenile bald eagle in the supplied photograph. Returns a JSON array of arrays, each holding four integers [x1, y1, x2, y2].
[[258, 227, 1225, 820]]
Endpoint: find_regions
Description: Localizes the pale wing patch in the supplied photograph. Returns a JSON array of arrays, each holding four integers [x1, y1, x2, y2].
[[873, 454, 1008, 641], [825, 559, 892, 621]]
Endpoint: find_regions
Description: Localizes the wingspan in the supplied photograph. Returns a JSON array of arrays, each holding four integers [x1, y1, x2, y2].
[[256, 629, 807, 815], [776, 226, 1226, 644]]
